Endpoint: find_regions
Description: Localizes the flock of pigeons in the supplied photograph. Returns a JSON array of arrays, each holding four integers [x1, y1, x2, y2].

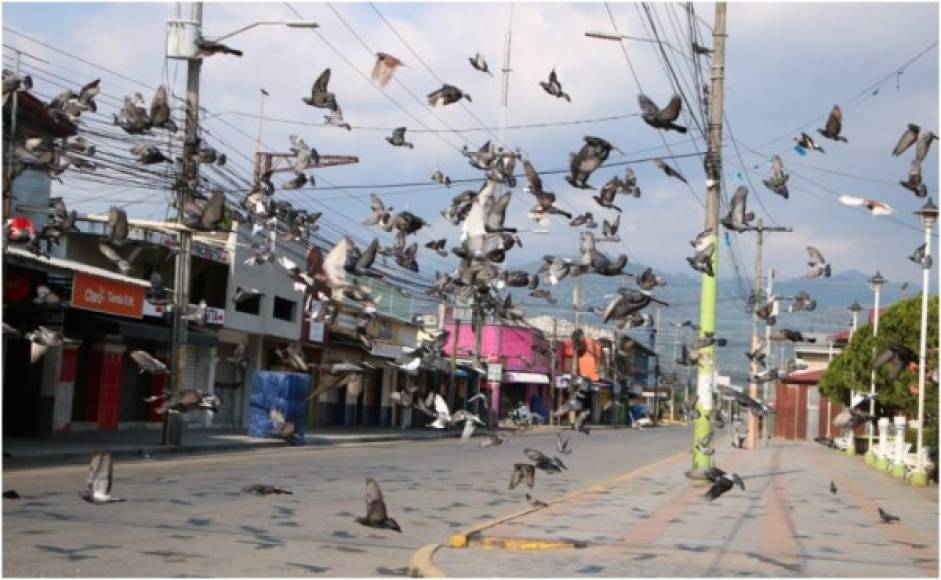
[[1, 17, 931, 536]]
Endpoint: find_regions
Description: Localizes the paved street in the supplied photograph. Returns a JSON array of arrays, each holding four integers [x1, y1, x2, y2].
[[2, 427, 688, 577], [428, 439, 939, 577]]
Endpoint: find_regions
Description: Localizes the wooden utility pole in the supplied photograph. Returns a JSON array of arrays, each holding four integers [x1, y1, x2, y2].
[[746, 219, 791, 449], [691, 2, 727, 477]]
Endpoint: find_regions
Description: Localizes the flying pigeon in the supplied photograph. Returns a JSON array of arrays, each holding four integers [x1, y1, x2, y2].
[[556, 432, 572, 455], [763, 155, 790, 199], [242, 484, 292, 495], [469, 52, 493, 76], [569, 212, 597, 229], [653, 158, 688, 184], [427, 84, 470, 107], [909, 242, 933, 269], [26, 326, 64, 364], [386, 127, 414, 149], [914, 131, 938, 163], [817, 105, 847, 143], [324, 106, 352, 131], [795, 132, 824, 153], [196, 38, 243, 57], [80, 451, 124, 504], [838, 195, 893, 216], [524, 160, 571, 220], [567, 136, 617, 189], [600, 214, 620, 242], [639, 94, 687, 133], [872, 344, 918, 380], [232, 286, 264, 304], [593, 177, 623, 212], [269, 408, 296, 442], [892, 123, 920, 157], [539, 68, 570, 102], [371, 52, 403, 88], [720, 186, 755, 232], [900, 159, 928, 197], [145, 389, 220, 414], [424, 238, 448, 257], [691, 42, 713, 55], [303, 69, 338, 111], [355, 478, 401, 532], [130, 350, 168, 374], [806, 246, 831, 278], [509, 463, 536, 490]]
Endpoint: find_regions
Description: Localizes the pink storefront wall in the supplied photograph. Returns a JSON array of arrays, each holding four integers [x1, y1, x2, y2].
[[442, 322, 551, 373]]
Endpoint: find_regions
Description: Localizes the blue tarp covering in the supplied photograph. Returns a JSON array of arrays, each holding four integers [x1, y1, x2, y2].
[[629, 403, 649, 424], [247, 371, 310, 446]]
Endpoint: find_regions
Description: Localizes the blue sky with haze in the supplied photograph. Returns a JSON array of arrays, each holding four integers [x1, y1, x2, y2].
[[3, 1, 938, 286]]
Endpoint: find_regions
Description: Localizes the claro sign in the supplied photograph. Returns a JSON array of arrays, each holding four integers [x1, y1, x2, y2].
[[71, 272, 145, 319]]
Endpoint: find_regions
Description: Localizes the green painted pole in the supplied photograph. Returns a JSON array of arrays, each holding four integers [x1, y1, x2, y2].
[[689, 1, 727, 479]]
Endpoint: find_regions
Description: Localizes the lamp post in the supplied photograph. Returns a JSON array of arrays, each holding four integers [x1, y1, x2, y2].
[[864, 271, 885, 465], [911, 199, 937, 487]]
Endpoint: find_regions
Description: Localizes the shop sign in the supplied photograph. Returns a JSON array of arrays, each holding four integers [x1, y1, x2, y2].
[[191, 241, 230, 264], [203, 305, 225, 325], [71, 272, 145, 319]]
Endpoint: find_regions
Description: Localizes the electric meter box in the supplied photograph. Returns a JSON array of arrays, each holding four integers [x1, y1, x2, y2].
[[166, 19, 201, 59]]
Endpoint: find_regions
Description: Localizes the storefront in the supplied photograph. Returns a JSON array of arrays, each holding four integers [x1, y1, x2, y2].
[[3, 250, 154, 434]]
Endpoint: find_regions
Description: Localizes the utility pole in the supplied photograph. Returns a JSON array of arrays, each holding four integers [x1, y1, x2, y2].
[[165, 1, 203, 446], [651, 306, 660, 425], [746, 219, 791, 449], [762, 267, 776, 446], [3, 49, 22, 220], [551, 317, 558, 426], [690, 1, 727, 479]]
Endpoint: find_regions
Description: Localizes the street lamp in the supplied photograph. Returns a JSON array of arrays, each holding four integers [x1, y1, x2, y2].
[[210, 20, 319, 42], [911, 199, 937, 486], [848, 300, 863, 338], [585, 30, 663, 43], [864, 271, 885, 465]]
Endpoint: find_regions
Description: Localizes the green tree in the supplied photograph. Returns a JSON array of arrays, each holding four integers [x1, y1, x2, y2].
[[818, 295, 938, 469]]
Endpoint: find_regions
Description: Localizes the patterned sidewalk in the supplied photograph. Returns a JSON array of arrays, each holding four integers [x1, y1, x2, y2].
[[417, 438, 938, 577]]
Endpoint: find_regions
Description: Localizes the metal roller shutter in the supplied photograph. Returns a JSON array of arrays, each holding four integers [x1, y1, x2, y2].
[[213, 343, 241, 427], [119, 342, 151, 422]]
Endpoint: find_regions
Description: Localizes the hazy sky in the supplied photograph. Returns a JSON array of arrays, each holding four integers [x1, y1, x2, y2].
[[3, 1, 939, 287]]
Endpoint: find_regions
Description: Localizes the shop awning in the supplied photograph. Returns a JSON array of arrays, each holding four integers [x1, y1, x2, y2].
[[503, 371, 550, 384], [5, 246, 150, 287]]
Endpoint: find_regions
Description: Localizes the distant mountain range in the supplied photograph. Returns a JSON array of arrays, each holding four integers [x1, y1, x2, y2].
[[501, 260, 917, 383]]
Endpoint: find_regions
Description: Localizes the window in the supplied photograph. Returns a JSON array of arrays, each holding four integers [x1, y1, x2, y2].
[[235, 294, 261, 315], [273, 296, 296, 322]]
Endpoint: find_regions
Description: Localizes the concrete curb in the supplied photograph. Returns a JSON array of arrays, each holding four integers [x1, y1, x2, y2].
[[446, 448, 688, 549], [2, 423, 610, 468], [3, 431, 463, 468], [408, 543, 445, 578]]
